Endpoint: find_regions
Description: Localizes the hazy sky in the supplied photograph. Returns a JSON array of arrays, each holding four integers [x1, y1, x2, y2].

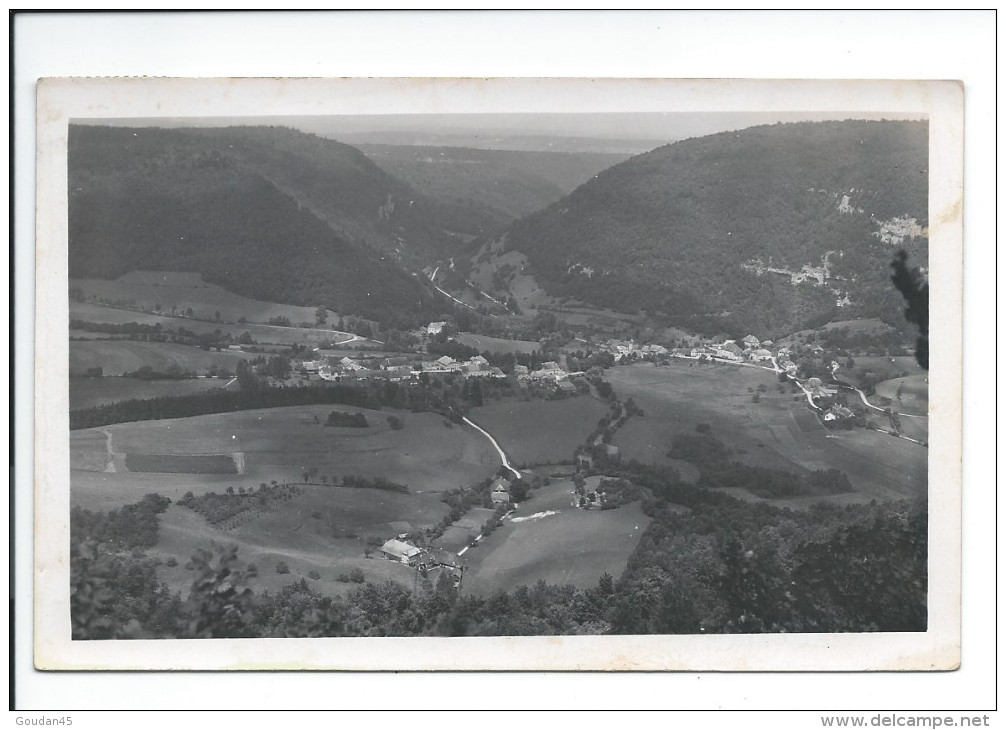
[[79, 111, 925, 153]]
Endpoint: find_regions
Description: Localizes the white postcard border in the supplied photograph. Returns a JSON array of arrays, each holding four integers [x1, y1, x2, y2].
[[34, 76, 963, 672]]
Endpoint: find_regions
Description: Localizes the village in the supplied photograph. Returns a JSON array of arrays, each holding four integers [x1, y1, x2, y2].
[[232, 315, 894, 433], [193, 312, 921, 596], [592, 331, 891, 429]]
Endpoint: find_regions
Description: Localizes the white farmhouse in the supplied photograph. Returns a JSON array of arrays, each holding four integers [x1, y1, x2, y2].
[[380, 539, 423, 565]]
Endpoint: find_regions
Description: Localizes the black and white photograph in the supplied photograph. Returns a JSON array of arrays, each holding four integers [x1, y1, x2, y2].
[[33, 76, 962, 672]]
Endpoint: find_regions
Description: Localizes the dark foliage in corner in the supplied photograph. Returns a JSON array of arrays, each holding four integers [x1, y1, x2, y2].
[[890, 249, 929, 369]]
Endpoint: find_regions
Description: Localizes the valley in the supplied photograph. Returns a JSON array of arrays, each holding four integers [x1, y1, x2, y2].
[[67, 117, 931, 640]]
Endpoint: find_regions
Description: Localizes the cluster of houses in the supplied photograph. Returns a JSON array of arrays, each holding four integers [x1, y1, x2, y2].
[[601, 339, 669, 362], [775, 347, 799, 375], [304, 353, 506, 382], [512, 361, 580, 394], [689, 334, 775, 363], [804, 377, 838, 399], [823, 404, 855, 422], [804, 378, 857, 423], [418, 354, 506, 379], [379, 538, 464, 585]]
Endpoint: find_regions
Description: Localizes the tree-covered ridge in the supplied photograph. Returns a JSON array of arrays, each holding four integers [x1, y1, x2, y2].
[[71, 489, 926, 639], [68, 125, 448, 328], [504, 120, 928, 336]]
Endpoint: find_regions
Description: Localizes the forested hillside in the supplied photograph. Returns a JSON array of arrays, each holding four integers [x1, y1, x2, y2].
[[72, 490, 925, 639], [68, 125, 448, 327], [358, 144, 630, 235], [501, 120, 928, 336]]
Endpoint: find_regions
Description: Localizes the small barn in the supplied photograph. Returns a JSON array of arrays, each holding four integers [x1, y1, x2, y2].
[[806, 377, 837, 398], [490, 477, 511, 504], [824, 405, 855, 421], [380, 539, 423, 565]]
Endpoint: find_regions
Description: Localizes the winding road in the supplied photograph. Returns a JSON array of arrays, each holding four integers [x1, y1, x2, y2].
[[429, 264, 498, 316], [670, 352, 926, 419], [838, 383, 928, 419], [462, 416, 521, 479], [443, 417, 522, 557], [668, 351, 926, 446]]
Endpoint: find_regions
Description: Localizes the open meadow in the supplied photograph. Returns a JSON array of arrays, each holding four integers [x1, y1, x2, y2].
[[849, 355, 924, 376], [874, 373, 929, 417], [549, 305, 649, 331], [468, 395, 611, 466], [433, 506, 498, 553], [71, 300, 361, 348], [456, 332, 541, 355], [782, 317, 893, 344], [820, 317, 892, 333], [72, 271, 342, 327], [71, 404, 499, 511], [891, 416, 929, 443], [69, 340, 252, 377], [607, 362, 927, 503], [70, 376, 231, 410], [460, 476, 651, 595], [837, 355, 925, 396]]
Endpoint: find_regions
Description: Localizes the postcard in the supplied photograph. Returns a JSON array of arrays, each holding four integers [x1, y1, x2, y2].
[[35, 76, 962, 670]]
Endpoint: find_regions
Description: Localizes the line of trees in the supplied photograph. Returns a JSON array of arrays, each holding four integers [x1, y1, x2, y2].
[[70, 382, 378, 430], [297, 468, 408, 494], [177, 482, 301, 527], [70, 319, 164, 336], [71, 348, 560, 430]]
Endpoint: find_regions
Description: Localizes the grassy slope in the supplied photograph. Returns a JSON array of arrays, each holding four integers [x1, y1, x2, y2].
[[71, 404, 499, 511], [433, 507, 498, 553], [606, 362, 927, 505], [71, 300, 361, 348], [69, 340, 252, 376], [874, 373, 929, 415], [468, 396, 611, 466], [152, 485, 451, 599], [72, 271, 344, 325], [70, 377, 229, 411], [455, 332, 541, 355], [461, 476, 651, 595], [467, 247, 558, 313]]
